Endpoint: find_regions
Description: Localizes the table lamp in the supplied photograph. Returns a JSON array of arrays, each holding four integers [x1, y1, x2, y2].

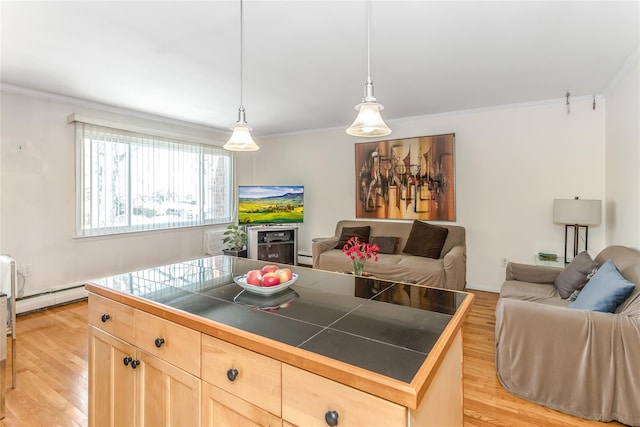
[[553, 197, 601, 263]]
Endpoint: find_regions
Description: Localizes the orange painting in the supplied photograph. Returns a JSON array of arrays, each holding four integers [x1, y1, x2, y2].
[[355, 133, 455, 220]]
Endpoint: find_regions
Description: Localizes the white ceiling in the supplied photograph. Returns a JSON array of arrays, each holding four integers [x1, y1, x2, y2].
[[1, 1, 639, 137]]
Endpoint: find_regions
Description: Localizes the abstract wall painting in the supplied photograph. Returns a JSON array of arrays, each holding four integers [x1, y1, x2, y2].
[[355, 133, 455, 220]]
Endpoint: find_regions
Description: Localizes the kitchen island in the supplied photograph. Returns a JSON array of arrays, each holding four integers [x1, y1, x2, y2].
[[86, 255, 473, 426]]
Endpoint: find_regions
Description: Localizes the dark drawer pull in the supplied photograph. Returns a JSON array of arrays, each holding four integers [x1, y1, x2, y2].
[[227, 368, 238, 382], [123, 356, 132, 366], [154, 338, 165, 348], [130, 359, 140, 369], [325, 410, 339, 426], [101, 313, 111, 323]]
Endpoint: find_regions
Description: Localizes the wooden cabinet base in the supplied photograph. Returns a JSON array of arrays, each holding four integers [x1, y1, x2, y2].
[[88, 289, 467, 427]]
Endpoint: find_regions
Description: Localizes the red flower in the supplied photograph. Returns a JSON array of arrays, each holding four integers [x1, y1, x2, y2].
[[342, 237, 380, 262]]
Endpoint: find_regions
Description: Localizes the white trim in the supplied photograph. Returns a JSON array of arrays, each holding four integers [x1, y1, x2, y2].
[[68, 113, 225, 147], [16, 285, 87, 315], [265, 94, 606, 139], [1, 83, 228, 138], [603, 47, 640, 96]]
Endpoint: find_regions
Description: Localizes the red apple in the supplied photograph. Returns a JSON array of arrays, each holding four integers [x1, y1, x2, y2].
[[261, 265, 279, 274], [246, 269, 263, 286], [262, 272, 281, 287], [276, 268, 293, 283]]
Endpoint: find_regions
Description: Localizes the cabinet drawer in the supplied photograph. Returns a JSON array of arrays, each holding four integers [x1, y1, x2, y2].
[[133, 310, 201, 376], [202, 335, 281, 417], [282, 364, 407, 427], [88, 293, 134, 343]]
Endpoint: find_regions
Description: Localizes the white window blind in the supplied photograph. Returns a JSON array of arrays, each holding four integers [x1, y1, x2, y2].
[[75, 121, 233, 236]]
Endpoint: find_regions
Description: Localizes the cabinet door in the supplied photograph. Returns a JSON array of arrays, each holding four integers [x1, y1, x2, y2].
[[89, 326, 136, 427], [138, 349, 201, 427], [202, 381, 282, 427]]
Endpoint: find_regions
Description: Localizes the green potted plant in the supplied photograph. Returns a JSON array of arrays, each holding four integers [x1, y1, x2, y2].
[[222, 223, 247, 257]]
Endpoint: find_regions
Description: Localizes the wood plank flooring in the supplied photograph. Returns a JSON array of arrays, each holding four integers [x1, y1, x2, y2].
[[0, 291, 627, 426]]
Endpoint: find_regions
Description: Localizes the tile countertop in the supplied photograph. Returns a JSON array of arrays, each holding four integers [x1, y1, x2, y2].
[[86, 255, 471, 387]]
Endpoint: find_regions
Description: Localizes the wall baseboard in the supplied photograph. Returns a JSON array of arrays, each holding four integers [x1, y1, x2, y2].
[[16, 286, 88, 315], [298, 253, 312, 266]]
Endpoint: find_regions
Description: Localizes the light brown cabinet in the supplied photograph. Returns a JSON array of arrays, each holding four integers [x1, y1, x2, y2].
[[88, 294, 201, 427], [88, 287, 467, 427]]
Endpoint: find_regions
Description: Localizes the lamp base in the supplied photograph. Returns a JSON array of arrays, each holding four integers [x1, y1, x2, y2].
[[564, 224, 589, 264]]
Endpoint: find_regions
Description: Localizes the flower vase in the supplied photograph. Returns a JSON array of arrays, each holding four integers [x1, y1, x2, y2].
[[352, 260, 365, 276]]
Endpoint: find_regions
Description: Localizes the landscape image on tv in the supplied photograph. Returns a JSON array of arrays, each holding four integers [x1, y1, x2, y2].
[[238, 186, 304, 225]]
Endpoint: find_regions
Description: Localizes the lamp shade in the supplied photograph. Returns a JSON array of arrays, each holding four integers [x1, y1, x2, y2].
[[223, 124, 259, 151], [346, 102, 392, 137], [553, 198, 601, 225]]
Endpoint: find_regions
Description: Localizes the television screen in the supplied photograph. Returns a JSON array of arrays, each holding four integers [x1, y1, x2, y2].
[[238, 186, 304, 225]]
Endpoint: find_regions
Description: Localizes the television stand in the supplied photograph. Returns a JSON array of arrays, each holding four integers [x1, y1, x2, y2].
[[247, 225, 298, 265]]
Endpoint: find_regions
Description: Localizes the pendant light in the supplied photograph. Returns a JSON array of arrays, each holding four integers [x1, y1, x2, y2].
[[224, 0, 259, 151], [346, 0, 391, 137]]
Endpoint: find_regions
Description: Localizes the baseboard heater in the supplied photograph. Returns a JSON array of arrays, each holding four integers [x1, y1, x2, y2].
[[16, 285, 88, 315]]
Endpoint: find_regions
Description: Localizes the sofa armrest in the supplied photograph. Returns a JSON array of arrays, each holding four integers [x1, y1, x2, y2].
[[312, 237, 339, 268], [495, 298, 639, 424], [443, 245, 466, 290], [505, 262, 562, 284]]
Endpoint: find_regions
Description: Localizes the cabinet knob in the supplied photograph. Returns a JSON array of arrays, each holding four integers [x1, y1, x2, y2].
[[324, 410, 339, 426], [130, 359, 140, 369], [226, 368, 238, 382], [101, 313, 111, 323], [123, 356, 132, 366], [154, 338, 165, 348]]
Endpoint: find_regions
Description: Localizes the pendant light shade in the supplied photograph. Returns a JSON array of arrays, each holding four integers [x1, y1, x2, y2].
[[224, 106, 259, 151], [346, 1, 391, 138], [224, 0, 259, 151], [346, 80, 391, 137]]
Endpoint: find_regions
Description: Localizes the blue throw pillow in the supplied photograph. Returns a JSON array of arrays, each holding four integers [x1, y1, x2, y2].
[[568, 259, 636, 313]]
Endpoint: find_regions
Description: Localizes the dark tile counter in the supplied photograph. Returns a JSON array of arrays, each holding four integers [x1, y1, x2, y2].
[[88, 255, 470, 385]]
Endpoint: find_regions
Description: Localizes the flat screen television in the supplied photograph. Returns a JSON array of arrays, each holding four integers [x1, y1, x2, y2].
[[238, 185, 304, 225]]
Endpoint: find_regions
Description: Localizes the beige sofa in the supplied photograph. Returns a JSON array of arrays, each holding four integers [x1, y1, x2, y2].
[[312, 220, 466, 290], [495, 246, 640, 426]]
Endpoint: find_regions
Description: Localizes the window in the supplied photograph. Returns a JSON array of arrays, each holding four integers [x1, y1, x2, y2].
[[75, 121, 233, 236]]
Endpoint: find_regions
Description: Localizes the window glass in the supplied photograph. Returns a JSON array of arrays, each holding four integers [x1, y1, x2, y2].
[[76, 123, 232, 236]]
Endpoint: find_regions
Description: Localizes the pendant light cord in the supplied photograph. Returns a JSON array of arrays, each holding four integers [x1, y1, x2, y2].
[[366, 0, 371, 84], [240, 0, 245, 110]]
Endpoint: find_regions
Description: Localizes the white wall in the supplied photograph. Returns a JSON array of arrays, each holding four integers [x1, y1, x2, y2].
[[605, 52, 640, 248], [0, 87, 230, 298], [0, 87, 611, 297], [246, 97, 606, 292]]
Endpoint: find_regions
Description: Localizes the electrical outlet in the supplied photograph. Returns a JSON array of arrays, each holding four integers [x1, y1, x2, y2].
[[500, 257, 509, 268], [22, 263, 33, 276]]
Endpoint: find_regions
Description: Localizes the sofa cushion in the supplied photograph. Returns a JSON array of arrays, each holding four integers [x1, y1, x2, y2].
[[402, 220, 448, 259], [568, 259, 636, 313], [334, 226, 370, 249], [371, 236, 400, 254], [500, 280, 570, 307], [554, 251, 598, 299]]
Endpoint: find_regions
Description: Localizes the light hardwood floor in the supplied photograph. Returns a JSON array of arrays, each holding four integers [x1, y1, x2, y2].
[[0, 291, 626, 426]]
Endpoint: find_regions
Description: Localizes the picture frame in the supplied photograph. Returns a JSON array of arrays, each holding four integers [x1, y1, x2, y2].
[[355, 133, 455, 220]]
